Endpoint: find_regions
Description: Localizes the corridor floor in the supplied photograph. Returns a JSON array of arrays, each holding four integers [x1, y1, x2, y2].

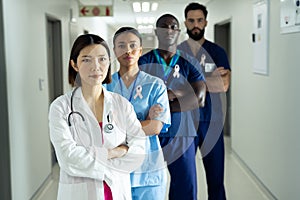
[[36, 136, 270, 200]]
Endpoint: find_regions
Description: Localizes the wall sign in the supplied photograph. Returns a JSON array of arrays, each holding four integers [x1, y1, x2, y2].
[[79, 5, 113, 17]]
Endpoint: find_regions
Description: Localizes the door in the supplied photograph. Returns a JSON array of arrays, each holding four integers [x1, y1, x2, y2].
[[214, 21, 231, 137], [46, 16, 63, 166], [0, 0, 12, 199]]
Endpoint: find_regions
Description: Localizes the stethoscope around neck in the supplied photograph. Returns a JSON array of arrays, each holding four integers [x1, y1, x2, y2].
[[67, 87, 114, 133]]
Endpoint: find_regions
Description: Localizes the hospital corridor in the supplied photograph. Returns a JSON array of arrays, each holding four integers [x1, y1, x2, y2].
[[1, 0, 300, 200]]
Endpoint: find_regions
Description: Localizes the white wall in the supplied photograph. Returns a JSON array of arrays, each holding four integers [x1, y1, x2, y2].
[[206, 0, 300, 199], [2, 0, 111, 199], [3, 0, 71, 199]]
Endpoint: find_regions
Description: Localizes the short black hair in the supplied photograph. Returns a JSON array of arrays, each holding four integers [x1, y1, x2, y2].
[[113, 27, 143, 46], [68, 34, 112, 86], [156, 14, 179, 28], [184, 2, 208, 19]]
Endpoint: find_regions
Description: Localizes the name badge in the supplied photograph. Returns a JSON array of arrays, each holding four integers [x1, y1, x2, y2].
[[205, 63, 216, 73]]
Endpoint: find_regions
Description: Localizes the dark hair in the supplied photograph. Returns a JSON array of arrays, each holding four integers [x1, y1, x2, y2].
[[68, 34, 112, 86], [184, 2, 208, 19], [155, 14, 179, 28], [113, 27, 143, 46]]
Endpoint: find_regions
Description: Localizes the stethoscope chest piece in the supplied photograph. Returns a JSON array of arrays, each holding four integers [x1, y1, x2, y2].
[[104, 112, 114, 133], [104, 123, 114, 133]]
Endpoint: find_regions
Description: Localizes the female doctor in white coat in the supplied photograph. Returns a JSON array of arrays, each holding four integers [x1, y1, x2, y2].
[[49, 34, 146, 200]]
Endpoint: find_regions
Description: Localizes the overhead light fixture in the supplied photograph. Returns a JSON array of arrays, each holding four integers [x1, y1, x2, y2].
[[136, 17, 156, 24], [133, 2, 141, 12], [151, 2, 158, 11], [142, 2, 150, 12], [133, 2, 158, 13], [137, 24, 154, 34]]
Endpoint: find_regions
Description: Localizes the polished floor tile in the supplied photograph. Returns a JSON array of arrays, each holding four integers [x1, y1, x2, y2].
[[196, 137, 269, 200], [36, 136, 270, 200]]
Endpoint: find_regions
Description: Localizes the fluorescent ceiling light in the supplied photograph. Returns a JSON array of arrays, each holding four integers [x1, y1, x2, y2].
[[136, 17, 156, 24], [133, 2, 141, 12], [133, 2, 158, 13], [142, 2, 150, 12], [137, 24, 154, 34], [151, 2, 158, 11]]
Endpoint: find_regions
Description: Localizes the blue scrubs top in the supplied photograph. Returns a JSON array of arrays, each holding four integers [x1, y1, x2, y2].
[[178, 40, 231, 122], [106, 70, 171, 187], [138, 49, 205, 137]]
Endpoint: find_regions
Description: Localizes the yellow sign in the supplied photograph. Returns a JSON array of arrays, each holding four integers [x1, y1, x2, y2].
[[79, 5, 113, 17]]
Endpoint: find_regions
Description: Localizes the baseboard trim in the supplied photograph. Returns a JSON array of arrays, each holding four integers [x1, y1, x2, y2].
[[231, 149, 278, 200], [30, 173, 54, 200]]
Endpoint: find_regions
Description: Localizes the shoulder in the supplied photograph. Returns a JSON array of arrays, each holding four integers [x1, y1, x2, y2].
[[105, 73, 118, 91], [178, 50, 200, 67], [111, 72, 118, 78], [140, 71, 166, 91], [139, 50, 157, 69], [179, 49, 193, 60], [177, 40, 188, 50], [203, 40, 230, 68], [204, 40, 225, 52], [49, 90, 72, 115], [139, 50, 155, 60], [110, 72, 119, 83], [50, 91, 71, 106]]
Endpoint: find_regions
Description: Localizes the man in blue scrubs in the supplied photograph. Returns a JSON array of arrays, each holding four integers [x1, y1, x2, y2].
[[178, 3, 231, 200], [139, 14, 206, 200]]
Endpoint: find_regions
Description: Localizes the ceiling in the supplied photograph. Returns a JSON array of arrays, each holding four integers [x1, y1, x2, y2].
[[78, 0, 211, 31]]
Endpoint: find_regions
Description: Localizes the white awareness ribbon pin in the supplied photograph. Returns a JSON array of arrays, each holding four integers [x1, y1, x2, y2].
[[200, 54, 206, 66], [134, 85, 143, 99], [173, 64, 180, 78]]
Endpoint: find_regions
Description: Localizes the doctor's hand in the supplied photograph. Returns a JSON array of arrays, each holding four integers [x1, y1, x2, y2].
[[108, 144, 129, 159], [147, 104, 164, 120]]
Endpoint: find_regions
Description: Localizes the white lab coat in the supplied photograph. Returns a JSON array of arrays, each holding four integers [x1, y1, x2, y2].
[[49, 87, 146, 200]]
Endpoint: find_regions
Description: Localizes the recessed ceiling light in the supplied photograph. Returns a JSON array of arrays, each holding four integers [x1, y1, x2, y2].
[[142, 2, 150, 12], [151, 2, 158, 11], [133, 2, 141, 12]]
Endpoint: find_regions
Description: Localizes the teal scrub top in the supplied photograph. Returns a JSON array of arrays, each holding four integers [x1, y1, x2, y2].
[[106, 70, 171, 187]]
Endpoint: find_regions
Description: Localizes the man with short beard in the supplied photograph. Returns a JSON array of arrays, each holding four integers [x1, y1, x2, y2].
[[178, 2, 231, 200]]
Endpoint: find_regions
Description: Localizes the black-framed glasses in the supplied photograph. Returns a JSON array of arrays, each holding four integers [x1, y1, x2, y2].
[[156, 25, 180, 32]]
